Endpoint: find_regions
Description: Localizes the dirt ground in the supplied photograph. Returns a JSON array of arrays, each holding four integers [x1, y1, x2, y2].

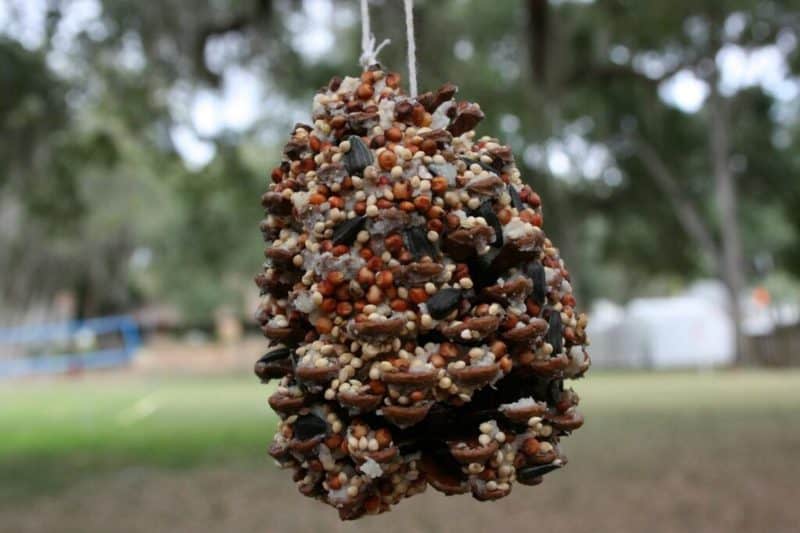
[[3, 456, 797, 533]]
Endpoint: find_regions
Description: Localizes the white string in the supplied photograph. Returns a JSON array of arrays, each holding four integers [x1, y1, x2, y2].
[[403, 0, 418, 97], [359, 0, 390, 69]]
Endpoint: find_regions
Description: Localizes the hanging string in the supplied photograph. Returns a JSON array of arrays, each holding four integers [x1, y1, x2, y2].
[[403, 0, 418, 97], [359, 0, 390, 69]]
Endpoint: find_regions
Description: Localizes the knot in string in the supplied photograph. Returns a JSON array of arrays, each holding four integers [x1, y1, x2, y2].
[[359, 0, 391, 69], [359, 34, 391, 69], [358, 0, 418, 98]]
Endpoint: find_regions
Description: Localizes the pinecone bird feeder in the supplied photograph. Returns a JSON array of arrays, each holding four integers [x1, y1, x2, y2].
[[254, 66, 590, 520]]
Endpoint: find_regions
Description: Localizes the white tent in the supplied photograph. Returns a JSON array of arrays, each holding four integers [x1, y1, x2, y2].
[[584, 299, 627, 367], [622, 296, 735, 368], [587, 282, 736, 369]]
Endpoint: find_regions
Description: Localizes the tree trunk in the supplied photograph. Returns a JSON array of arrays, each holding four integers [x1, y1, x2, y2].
[[523, 0, 583, 297], [527, 0, 549, 85], [709, 84, 747, 364]]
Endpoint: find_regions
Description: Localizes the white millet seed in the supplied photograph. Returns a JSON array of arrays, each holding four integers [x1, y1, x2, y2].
[[467, 463, 483, 474]]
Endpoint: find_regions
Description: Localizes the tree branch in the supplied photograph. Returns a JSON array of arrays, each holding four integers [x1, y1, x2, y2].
[[193, 0, 273, 86], [568, 62, 684, 88], [632, 136, 721, 271]]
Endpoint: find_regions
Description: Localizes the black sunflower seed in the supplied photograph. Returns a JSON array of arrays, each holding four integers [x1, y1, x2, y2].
[[416, 330, 448, 345], [258, 347, 291, 364], [547, 310, 563, 355], [526, 261, 546, 306], [343, 135, 373, 176], [508, 184, 523, 211], [517, 463, 562, 482], [470, 201, 503, 249], [427, 288, 462, 319], [524, 376, 552, 404], [293, 414, 328, 441], [404, 227, 438, 260], [332, 215, 366, 246], [547, 378, 563, 404], [465, 248, 501, 290]]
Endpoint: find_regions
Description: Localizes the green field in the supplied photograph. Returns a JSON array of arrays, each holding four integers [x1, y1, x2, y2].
[[0, 375, 277, 499], [2, 371, 799, 532]]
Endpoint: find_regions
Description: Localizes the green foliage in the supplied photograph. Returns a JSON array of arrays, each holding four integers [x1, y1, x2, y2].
[[152, 142, 267, 322], [545, 0, 800, 298]]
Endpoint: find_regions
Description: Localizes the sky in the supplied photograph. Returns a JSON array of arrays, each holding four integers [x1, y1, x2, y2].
[[1, 0, 797, 174]]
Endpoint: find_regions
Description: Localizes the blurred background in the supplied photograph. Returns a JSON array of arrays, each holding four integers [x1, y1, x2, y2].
[[1, 0, 799, 531]]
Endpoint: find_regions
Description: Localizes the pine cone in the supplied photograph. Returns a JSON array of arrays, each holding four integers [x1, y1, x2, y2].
[[255, 67, 591, 520]]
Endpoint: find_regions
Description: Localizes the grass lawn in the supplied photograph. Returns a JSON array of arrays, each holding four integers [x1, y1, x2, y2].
[[0, 374, 276, 498], [2, 370, 799, 532]]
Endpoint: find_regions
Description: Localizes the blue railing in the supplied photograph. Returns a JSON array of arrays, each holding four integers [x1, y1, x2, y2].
[[0, 315, 141, 378]]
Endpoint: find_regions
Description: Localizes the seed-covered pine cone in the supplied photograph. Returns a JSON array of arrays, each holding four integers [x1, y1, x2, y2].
[[255, 67, 590, 520]]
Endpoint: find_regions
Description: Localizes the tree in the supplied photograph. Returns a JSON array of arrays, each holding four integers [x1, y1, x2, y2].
[[1, 0, 798, 340], [526, 0, 800, 361]]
